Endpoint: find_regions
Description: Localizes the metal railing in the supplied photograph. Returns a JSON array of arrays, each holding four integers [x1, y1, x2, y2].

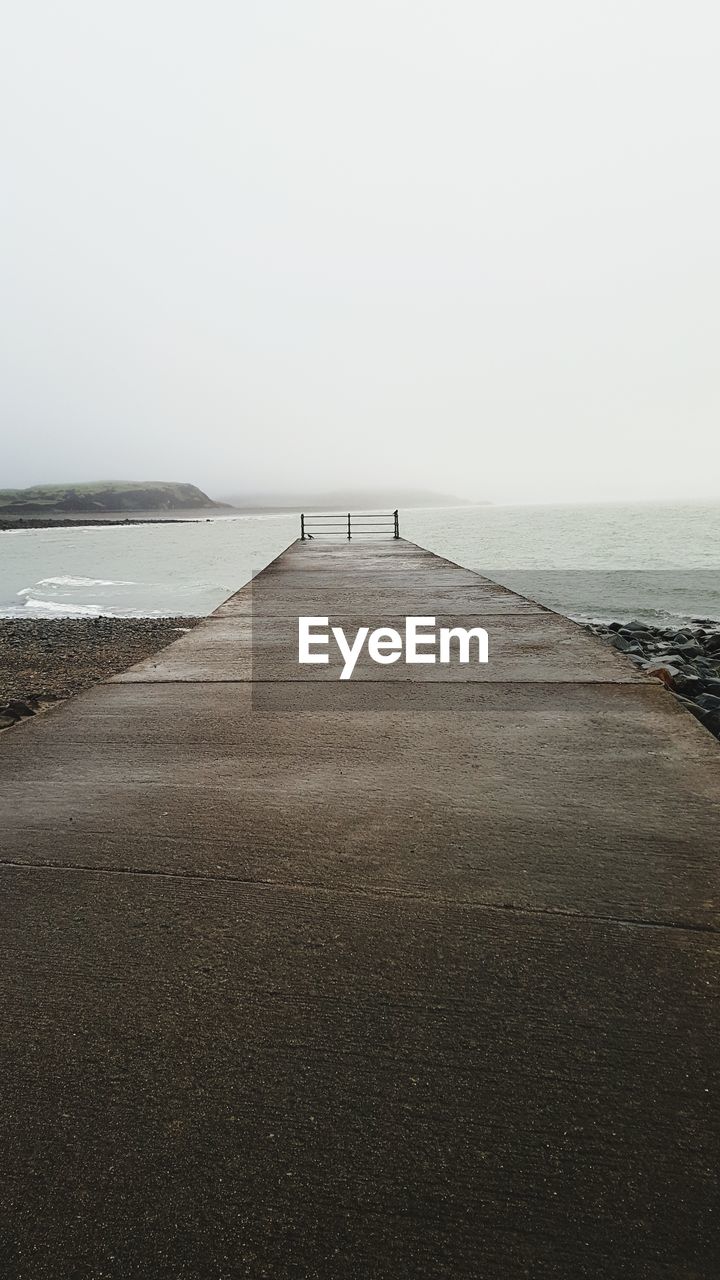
[[300, 510, 399, 540]]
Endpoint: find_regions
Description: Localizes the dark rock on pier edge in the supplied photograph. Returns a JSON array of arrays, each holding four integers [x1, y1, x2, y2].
[[588, 620, 720, 742]]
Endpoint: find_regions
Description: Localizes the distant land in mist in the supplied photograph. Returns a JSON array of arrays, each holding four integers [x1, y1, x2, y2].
[[222, 488, 481, 511]]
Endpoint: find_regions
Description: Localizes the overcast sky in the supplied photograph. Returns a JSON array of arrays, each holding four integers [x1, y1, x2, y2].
[[2, 1, 719, 504]]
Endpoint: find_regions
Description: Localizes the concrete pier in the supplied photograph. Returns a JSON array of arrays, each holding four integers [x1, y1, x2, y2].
[[1, 538, 718, 1277]]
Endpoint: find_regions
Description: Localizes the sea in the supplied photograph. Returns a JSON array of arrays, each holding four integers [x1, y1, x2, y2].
[[1, 501, 719, 626]]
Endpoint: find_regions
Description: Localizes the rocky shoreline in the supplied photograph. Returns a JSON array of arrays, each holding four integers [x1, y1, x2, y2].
[[0, 617, 201, 730], [588, 620, 720, 741]]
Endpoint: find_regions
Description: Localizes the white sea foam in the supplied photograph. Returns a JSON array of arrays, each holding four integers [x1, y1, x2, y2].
[[0, 602, 185, 619], [36, 575, 136, 587], [20, 598, 104, 615]]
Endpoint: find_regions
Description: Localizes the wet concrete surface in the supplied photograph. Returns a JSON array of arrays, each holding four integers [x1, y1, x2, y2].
[[0, 538, 718, 1278], [112, 613, 642, 684]]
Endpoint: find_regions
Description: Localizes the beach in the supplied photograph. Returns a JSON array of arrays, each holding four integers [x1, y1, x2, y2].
[[0, 617, 201, 729]]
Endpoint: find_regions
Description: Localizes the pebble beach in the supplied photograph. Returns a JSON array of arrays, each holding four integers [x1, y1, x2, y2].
[[0, 617, 201, 730]]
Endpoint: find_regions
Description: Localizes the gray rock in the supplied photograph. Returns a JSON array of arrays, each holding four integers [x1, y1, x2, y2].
[[610, 634, 641, 654], [695, 693, 720, 712], [671, 641, 703, 659], [673, 672, 704, 696]]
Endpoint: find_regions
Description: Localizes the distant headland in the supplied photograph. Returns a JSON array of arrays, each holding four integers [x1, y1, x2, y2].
[[0, 481, 226, 519]]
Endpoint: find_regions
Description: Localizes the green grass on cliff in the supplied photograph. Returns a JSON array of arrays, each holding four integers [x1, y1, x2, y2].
[[0, 481, 220, 514]]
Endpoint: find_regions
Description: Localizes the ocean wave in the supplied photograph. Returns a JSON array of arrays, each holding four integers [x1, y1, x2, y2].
[[16, 576, 137, 599], [0, 602, 197, 618], [19, 598, 104, 615], [36, 575, 137, 587]]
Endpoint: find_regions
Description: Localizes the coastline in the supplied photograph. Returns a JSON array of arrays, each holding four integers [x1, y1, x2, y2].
[[0, 511, 225, 531]]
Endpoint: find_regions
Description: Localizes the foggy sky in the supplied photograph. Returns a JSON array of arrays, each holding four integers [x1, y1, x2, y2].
[[2, 1, 719, 504]]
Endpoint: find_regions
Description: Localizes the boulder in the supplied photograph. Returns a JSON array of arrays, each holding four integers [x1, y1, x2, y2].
[[695, 693, 720, 712], [610, 634, 642, 654], [671, 641, 703, 659], [673, 672, 705, 696]]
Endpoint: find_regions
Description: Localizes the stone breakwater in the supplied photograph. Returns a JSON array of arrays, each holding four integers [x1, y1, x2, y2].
[[587, 620, 720, 742]]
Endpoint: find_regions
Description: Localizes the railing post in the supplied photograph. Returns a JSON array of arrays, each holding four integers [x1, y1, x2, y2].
[[347, 512, 351, 541], [393, 509, 399, 539], [300, 513, 305, 540]]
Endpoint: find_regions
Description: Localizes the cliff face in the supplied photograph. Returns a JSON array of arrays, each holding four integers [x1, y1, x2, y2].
[[0, 482, 224, 515]]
